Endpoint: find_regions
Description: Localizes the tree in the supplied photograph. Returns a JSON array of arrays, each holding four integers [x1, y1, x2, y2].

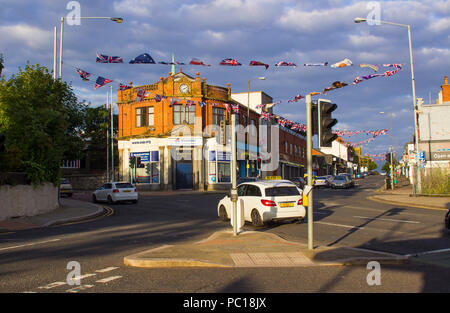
[[0, 64, 81, 185], [361, 157, 378, 171]]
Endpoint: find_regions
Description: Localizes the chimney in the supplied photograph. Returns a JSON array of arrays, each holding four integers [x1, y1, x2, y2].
[[441, 75, 450, 103]]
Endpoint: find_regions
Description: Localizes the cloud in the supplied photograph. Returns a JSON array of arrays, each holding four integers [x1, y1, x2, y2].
[[0, 24, 52, 50]]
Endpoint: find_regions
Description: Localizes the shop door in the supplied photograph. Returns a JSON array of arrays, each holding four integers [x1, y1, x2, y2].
[[176, 162, 193, 189]]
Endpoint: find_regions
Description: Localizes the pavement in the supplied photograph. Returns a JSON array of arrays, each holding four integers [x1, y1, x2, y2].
[[0, 197, 106, 233], [368, 182, 450, 211], [1, 184, 448, 269]]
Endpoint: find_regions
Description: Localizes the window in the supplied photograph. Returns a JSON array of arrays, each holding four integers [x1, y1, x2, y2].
[[173, 104, 195, 125], [136, 108, 144, 127], [265, 187, 300, 197], [148, 107, 154, 127], [245, 185, 261, 197], [290, 144, 293, 155], [285, 141, 288, 154], [237, 184, 247, 196], [217, 162, 230, 183], [213, 107, 226, 125], [186, 105, 195, 125], [173, 104, 183, 125]]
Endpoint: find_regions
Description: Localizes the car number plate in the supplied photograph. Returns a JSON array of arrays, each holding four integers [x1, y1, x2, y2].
[[123, 190, 131, 193], [280, 203, 294, 208]]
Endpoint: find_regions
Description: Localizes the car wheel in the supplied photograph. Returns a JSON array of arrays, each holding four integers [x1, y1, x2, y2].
[[218, 205, 228, 221], [251, 209, 264, 227], [92, 194, 97, 203], [107, 195, 114, 205], [295, 217, 304, 224]]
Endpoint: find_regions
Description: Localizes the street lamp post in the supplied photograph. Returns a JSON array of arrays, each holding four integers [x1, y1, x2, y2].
[[247, 77, 265, 177], [57, 17, 123, 80], [380, 112, 394, 189], [354, 17, 421, 195]]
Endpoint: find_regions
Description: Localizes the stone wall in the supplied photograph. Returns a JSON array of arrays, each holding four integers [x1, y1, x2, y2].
[[63, 173, 109, 191], [0, 183, 58, 221]]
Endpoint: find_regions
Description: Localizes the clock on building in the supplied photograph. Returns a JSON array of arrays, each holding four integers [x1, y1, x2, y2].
[[179, 84, 189, 94]]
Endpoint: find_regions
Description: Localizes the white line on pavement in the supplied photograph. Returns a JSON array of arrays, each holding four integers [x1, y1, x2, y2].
[[0, 238, 61, 252], [38, 281, 66, 289], [353, 216, 420, 224], [95, 267, 119, 273], [406, 248, 450, 257], [73, 273, 96, 280], [66, 284, 94, 293], [96, 276, 122, 284]]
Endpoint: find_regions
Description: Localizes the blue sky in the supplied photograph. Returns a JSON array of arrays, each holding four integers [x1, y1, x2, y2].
[[1, 0, 449, 168]]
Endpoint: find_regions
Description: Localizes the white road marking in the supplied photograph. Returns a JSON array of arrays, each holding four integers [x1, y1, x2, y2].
[[38, 281, 66, 289], [96, 276, 122, 283], [95, 266, 119, 273], [66, 284, 94, 293], [316, 221, 365, 229], [353, 215, 420, 224], [406, 248, 450, 257], [73, 273, 96, 280], [0, 239, 61, 252]]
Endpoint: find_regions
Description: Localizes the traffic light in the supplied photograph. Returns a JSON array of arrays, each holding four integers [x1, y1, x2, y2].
[[219, 119, 227, 145], [129, 156, 136, 168], [136, 157, 142, 168], [0, 134, 5, 153], [385, 153, 390, 162], [318, 99, 338, 147], [311, 101, 319, 135], [145, 163, 151, 174]]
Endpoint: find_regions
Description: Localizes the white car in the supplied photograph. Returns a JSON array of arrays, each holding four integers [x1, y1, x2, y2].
[[92, 182, 138, 204], [217, 180, 306, 226]]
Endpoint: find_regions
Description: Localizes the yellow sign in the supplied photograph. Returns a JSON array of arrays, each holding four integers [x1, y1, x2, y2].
[[265, 176, 282, 180]]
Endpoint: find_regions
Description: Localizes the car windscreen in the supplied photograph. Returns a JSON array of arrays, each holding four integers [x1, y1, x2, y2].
[[115, 183, 134, 189], [334, 176, 347, 180], [316, 176, 327, 180], [265, 186, 300, 197], [60, 179, 69, 184]]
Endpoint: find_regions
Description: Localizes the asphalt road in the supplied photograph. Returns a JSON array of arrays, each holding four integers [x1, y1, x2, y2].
[[0, 175, 449, 295]]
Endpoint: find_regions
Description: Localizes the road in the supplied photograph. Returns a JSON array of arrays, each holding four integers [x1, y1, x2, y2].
[[0, 175, 449, 295]]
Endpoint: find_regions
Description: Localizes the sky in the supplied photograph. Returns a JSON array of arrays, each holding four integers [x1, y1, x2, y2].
[[1, 0, 449, 169]]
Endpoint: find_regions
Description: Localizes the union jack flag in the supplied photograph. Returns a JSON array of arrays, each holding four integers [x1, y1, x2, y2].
[[288, 94, 304, 102], [135, 88, 149, 102], [275, 61, 297, 68], [198, 102, 206, 107], [231, 103, 239, 114], [261, 112, 271, 120], [94, 76, 113, 89], [383, 63, 402, 69], [278, 119, 286, 127], [249, 61, 269, 70], [76, 68, 91, 81], [154, 94, 165, 102], [189, 58, 211, 66], [119, 83, 131, 91], [186, 100, 195, 106], [384, 70, 398, 77], [224, 103, 231, 112], [220, 58, 242, 66], [96, 52, 123, 63]]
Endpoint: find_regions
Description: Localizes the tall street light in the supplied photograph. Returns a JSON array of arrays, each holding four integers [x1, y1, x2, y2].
[[380, 112, 394, 189], [354, 17, 421, 195], [58, 16, 123, 80], [247, 77, 265, 177]]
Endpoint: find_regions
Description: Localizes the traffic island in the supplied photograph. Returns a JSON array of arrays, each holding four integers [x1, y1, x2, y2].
[[123, 230, 408, 268]]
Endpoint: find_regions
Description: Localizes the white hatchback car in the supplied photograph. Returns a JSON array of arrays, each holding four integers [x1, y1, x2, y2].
[[217, 180, 306, 226], [92, 182, 138, 204]]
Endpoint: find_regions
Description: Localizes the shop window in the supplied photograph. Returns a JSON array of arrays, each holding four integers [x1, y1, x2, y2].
[[217, 162, 231, 183]]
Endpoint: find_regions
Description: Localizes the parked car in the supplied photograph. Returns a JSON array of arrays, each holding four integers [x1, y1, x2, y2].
[[237, 177, 259, 185], [217, 180, 306, 226], [445, 209, 450, 234], [59, 178, 73, 197], [290, 177, 306, 189], [314, 176, 330, 188], [92, 182, 138, 204], [338, 173, 355, 187], [330, 175, 352, 189]]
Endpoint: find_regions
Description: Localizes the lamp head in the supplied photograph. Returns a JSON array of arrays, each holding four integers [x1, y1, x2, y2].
[[354, 17, 366, 23], [111, 17, 124, 23]]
